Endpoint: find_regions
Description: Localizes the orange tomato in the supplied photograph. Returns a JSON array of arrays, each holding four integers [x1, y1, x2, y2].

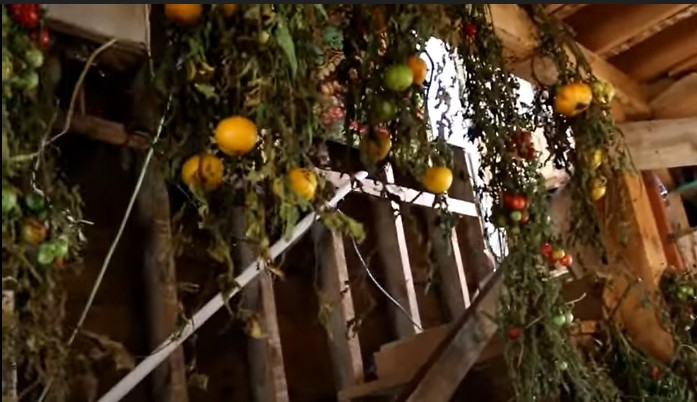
[[214, 116, 258, 156], [288, 167, 318, 201], [181, 153, 224, 191], [407, 55, 428, 86], [222, 4, 238, 17], [421, 166, 453, 194], [360, 128, 392, 163], [164, 4, 203, 26]]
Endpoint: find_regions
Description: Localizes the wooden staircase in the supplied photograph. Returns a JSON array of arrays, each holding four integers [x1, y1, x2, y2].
[[338, 270, 503, 402]]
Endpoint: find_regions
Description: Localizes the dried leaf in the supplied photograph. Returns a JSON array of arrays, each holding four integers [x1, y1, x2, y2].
[[81, 330, 135, 371], [193, 83, 217, 100], [189, 372, 209, 391]]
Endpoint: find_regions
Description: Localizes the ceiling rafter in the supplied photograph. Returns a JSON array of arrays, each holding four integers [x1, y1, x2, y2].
[[545, 4, 589, 20], [603, 5, 697, 58]]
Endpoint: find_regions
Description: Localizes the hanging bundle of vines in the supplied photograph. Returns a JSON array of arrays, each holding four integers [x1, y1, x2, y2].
[[2, 4, 85, 400]]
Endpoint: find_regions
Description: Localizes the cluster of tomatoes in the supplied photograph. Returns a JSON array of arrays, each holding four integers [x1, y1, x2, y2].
[[540, 242, 573, 267], [508, 130, 536, 161], [2, 186, 70, 268], [5, 4, 50, 49], [492, 192, 530, 233]]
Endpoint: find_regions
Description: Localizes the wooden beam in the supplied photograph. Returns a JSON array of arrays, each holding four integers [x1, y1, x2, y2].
[[319, 169, 478, 217], [67, 114, 149, 150], [311, 224, 364, 390], [642, 172, 685, 270], [603, 5, 697, 58], [621, 118, 697, 170], [370, 193, 422, 338], [610, 15, 697, 82], [490, 4, 651, 119], [650, 73, 697, 119], [669, 54, 697, 78], [395, 269, 502, 402], [545, 4, 588, 20], [572, 5, 692, 56]]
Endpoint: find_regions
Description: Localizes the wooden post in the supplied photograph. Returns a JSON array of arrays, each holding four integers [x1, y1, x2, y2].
[[370, 165, 422, 338], [642, 171, 685, 269], [135, 158, 188, 402], [230, 207, 289, 402], [311, 224, 364, 390]]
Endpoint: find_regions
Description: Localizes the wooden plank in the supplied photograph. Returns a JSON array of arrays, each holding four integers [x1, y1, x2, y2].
[[572, 5, 692, 56], [610, 15, 697, 82], [319, 169, 478, 217], [46, 4, 148, 50], [548, 4, 588, 20], [375, 325, 451, 382], [395, 269, 502, 402], [337, 376, 406, 401], [370, 168, 422, 338], [621, 118, 697, 170], [231, 208, 289, 402], [642, 172, 685, 270], [604, 5, 697, 58], [67, 114, 149, 150], [650, 73, 697, 119], [489, 4, 651, 119], [311, 224, 364, 390]]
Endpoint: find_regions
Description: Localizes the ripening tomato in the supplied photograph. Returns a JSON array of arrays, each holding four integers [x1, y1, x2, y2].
[[559, 254, 573, 267], [540, 243, 553, 257], [504, 194, 527, 211]]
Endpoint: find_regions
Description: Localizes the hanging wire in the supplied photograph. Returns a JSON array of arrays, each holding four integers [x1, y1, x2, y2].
[[348, 234, 424, 332]]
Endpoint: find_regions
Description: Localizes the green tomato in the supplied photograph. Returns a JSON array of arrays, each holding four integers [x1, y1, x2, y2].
[[21, 71, 39, 90], [37, 242, 56, 266], [257, 30, 270, 45], [25, 48, 44, 69], [678, 285, 695, 298], [24, 192, 46, 212], [491, 211, 507, 228], [564, 311, 574, 325], [2, 186, 19, 214], [551, 313, 567, 328], [374, 98, 397, 123], [51, 238, 70, 259], [509, 210, 523, 222], [508, 226, 520, 235], [384, 64, 413, 92]]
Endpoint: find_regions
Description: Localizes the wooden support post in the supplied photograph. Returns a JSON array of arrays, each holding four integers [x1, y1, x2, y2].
[[449, 149, 494, 293], [311, 224, 364, 390], [424, 215, 470, 320], [395, 269, 502, 402], [642, 171, 685, 270], [231, 207, 289, 402], [135, 158, 188, 402], [371, 165, 422, 338]]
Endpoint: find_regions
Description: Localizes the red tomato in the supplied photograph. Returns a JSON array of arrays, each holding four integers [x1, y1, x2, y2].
[[507, 327, 521, 340], [649, 366, 661, 380], [559, 254, 573, 267], [463, 23, 477, 38], [32, 27, 50, 49], [507, 195, 527, 211], [540, 243, 553, 257]]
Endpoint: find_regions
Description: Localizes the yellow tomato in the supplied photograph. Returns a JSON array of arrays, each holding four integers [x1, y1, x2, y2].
[[421, 166, 453, 194], [360, 129, 392, 163], [214, 116, 258, 156], [164, 4, 203, 26], [407, 55, 428, 86], [590, 178, 607, 201], [588, 148, 603, 170], [222, 4, 238, 17], [554, 82, 593, 117], [288, 167, 318, 201], [181, 153, 224, 191]]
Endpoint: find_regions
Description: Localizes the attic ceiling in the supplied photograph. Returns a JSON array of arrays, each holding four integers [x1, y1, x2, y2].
[[546, 4, 697, 87]]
